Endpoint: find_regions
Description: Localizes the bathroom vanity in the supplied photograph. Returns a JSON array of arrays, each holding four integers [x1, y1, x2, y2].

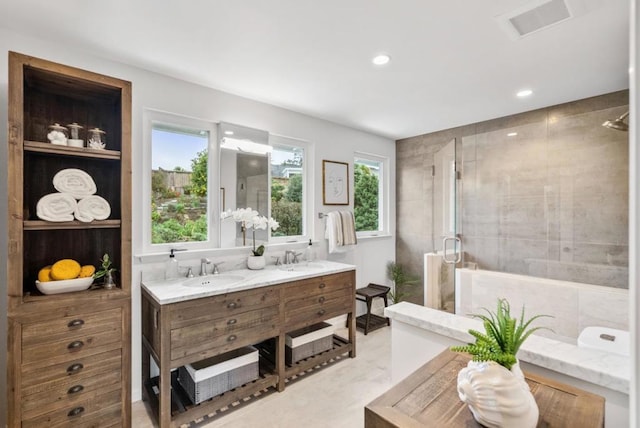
[[141, 262, 356, 427]]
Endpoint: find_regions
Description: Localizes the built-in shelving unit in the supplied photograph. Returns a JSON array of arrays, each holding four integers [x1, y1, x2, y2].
[[7, 51, 132, 426]]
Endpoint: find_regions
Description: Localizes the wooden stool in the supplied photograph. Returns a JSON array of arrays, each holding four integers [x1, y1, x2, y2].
[[355, 283, 391, 335]]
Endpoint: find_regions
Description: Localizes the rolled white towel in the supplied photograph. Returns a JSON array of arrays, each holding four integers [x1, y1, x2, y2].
[[75, 195, 111, 222], [53, 168, 97, 199], [36, 193, 77, 222]]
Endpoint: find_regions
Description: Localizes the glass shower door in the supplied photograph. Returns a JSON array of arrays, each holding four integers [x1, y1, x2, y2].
[[425, 138, 460, 313]]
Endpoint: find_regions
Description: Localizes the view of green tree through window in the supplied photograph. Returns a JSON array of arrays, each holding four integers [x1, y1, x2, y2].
[[271, 145, 304, 237], [151, 125, 209, 244], [354, 157, 382, 232]]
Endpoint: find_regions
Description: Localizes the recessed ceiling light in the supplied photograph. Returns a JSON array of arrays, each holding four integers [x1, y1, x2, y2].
[[372, 54, 391, 66], [224, 130, 234, 135], [517, 89, 533, 97], [507, 132, 518, 137]]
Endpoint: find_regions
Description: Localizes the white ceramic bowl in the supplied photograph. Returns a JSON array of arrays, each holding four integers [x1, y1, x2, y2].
[[36, 276, 94, 295]]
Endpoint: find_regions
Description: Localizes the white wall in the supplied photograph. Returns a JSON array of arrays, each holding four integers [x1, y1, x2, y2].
[[0, 27, 396, 411]]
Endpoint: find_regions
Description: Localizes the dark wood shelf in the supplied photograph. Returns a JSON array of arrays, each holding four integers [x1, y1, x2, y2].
[[24, 140, 121, 160], [23, 219, 121, 230]]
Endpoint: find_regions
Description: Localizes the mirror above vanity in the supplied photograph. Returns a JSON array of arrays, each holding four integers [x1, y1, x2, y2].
[[219, 122, 271, 249]]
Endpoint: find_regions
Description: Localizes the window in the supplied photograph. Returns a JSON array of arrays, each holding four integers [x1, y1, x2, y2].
[[354, 153, 388, 236], [270, 135, 312, 241], [143, 110, 218, 252]]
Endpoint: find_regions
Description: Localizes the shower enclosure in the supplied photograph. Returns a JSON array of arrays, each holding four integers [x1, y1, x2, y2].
[[419, 96, 630, 312]]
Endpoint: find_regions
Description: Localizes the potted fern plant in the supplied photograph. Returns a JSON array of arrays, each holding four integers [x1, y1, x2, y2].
[[386, 261, 418, 303], [451, 298, 550, 428]]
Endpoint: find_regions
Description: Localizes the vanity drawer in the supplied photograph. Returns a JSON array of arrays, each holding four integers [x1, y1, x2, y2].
[[22, 388, 122, 428], [284, 271, 354, 300], [22, 324, 122, 365], [170, 286, 280, 330], [21, 308, 122, 347], [22, 367, 122, 420], [21, 348, 122, 392], [284, 288, 354, 327], [171, 305, 280, 362]]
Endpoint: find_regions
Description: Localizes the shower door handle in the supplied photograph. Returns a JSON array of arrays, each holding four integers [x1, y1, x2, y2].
[[442, 236, 462, 264]]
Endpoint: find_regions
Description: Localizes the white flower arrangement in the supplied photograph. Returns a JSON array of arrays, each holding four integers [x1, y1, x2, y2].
[[222, 207, 279, 255]]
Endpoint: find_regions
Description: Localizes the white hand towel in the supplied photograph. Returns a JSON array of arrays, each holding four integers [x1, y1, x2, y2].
[[75, 195, 111, 222], [36, 193, 77, 222], [52, 168, 97, 199], [325, 210, 358, 254]]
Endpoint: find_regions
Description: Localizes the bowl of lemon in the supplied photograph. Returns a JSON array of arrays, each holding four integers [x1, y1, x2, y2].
[[36, 259, 95, 295]]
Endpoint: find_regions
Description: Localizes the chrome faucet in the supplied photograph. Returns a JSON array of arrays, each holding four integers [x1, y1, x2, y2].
[[212, 262, 224, 275], [200, 258, 211, 276], [284, 250, 301, 264]]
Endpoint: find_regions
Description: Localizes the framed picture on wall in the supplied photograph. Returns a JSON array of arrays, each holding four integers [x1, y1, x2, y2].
[[322, 160, 349, 205]]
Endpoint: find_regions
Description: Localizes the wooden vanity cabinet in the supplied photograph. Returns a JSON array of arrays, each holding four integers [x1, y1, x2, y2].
[[7, 52, 132, 427], [141, 269, 356, 427]]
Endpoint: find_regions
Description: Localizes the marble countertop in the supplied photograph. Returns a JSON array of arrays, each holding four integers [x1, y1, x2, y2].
[[141, 260, 355, 305], [386, 302, 629, 394]]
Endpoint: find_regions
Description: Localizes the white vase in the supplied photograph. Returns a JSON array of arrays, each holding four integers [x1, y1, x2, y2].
[[457, 360, 538, 428], [247, 255, 266, 270]]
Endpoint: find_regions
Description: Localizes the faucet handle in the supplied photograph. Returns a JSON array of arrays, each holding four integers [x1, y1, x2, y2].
[[186, 267, 194, 278], [271, 256, 281, 266], [293, 252, 302, 263], [212, 261, 224, 275]]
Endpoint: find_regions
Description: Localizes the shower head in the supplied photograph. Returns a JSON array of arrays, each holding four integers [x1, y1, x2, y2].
[[602, 111, 629, 132]]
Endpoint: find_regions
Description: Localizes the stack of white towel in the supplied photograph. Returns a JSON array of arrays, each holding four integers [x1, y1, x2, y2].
[[36, 168, 111, 222], [325, 211, 357, 254]]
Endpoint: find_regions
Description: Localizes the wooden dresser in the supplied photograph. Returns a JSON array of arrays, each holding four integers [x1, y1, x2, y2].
[[7, 52, 132, 427], [365, 350, 605, 428], [142, 269, 356, 427]]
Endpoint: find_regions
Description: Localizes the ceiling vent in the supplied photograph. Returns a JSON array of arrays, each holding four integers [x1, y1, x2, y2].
[[496, 0, 573, 39]]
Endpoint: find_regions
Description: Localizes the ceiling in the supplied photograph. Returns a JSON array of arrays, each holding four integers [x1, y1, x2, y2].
[[0, 0, 630, 140]]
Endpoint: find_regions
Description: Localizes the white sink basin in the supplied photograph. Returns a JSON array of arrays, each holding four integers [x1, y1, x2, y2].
[[279, 262, 326, 272], [181, 274, 246, 288]]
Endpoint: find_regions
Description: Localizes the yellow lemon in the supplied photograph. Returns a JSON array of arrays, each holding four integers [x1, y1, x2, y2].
[[37, 265, 52, 282], [50, 259, 82, 280], [79, 265, 96, 278]]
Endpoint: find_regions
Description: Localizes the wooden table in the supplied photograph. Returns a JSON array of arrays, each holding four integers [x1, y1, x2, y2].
[[365, 350, 605, 428]]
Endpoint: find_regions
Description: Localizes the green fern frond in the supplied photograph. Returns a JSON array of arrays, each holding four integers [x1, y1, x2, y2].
[[450, 298, 552, 370]]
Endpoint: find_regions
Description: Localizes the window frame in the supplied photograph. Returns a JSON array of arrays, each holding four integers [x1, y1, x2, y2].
[[268, 134, 314, 244], [353, 152, 389, 237], [142, 109, 219, 253]]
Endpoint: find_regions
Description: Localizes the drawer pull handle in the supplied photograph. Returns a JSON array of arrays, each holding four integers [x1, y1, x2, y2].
[[227, 302, 237, 309], [68, 384, 84, 394], [68, 341, 84, 350], [227, 334, 237, 342], [317, 309, 326, 316], [319, 283, 326, 289], [67, 319, 85, 328], [318, 296, 326, 303], [227, 318, 237, 325], [67, 363, 84, 373], [68, 407, 84, 417]]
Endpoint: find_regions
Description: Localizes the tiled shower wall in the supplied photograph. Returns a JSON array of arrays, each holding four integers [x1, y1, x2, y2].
[[396, 91, 629, 303]]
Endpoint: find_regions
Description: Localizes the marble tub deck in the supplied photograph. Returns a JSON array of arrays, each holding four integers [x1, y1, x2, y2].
[[385, 302, 629, 394]]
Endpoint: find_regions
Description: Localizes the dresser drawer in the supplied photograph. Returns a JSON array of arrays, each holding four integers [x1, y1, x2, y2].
[[23, 388, 122, 428], [22, 308, 122, 347], [22, 324, 122, 365], [171, 305, 280, 362], [170, 286, 280, 330], [22, 368, 122, 420], [22, 348, 122, 393]]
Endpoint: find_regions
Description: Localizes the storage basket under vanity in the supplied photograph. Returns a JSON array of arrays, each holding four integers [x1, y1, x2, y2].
[[178, 346, 259, 404], [285, 322, 334, 364]]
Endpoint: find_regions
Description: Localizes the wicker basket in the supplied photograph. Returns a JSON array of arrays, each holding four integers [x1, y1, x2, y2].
[[178, 346, 259, 404], [285, 322, 334, 364]]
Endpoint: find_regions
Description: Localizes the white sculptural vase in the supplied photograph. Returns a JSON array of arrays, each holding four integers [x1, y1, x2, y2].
[[247, 255, 266, 270], [457, 360, 539, 428]]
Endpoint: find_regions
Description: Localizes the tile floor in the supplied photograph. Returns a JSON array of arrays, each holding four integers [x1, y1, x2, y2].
[[132, 326, 392, 427]]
